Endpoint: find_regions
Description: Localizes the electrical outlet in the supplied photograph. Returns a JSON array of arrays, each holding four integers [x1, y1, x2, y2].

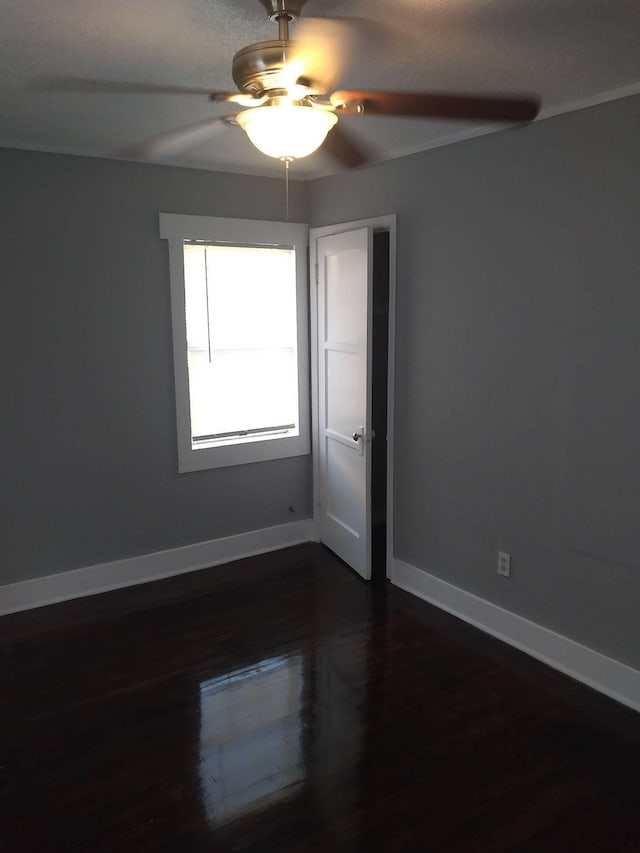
[[498, 552, 511, 578]]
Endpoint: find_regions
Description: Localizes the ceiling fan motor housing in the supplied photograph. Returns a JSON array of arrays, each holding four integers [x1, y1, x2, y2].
[[232, 40, 301, 98]]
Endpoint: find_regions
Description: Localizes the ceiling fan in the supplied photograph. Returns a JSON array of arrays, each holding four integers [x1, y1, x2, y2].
[[218, 0, 540, 167], [39, 0, 541, 168]]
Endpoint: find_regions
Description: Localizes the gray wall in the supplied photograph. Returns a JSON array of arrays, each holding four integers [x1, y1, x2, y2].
[[0, 149, 311, 585], [311, 95, 640, 669]]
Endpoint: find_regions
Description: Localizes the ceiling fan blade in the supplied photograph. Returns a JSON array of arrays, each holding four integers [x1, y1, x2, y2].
[[30, 76, 218, 97], [288, 17, 356, 94], [119, 116, 234, 161], [330, 90, 540, 122], [323, 124, 371, 169]]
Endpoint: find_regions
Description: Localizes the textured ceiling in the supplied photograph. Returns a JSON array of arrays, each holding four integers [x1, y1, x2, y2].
[[1, 0, 639, 179]]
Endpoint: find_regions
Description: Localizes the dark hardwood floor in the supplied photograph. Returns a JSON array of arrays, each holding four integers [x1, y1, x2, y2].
[[1, 543, 639, 851]]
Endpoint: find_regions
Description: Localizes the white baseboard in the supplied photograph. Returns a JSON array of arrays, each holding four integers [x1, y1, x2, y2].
[[391, 558, 640, 714], [0, 519, 313, 616]]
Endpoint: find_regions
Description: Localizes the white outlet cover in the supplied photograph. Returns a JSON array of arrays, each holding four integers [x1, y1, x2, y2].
[[498, 552, 511, 577]]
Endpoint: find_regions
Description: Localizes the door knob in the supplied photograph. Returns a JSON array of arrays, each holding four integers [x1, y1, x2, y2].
[[352, 431, 361, 442]]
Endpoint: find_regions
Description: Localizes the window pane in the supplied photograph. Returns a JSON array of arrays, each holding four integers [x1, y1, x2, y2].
[[183, 243, 299, 446], [183, 246, 208, 352]]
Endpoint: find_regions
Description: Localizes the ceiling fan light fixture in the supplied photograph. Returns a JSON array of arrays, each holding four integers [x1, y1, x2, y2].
[[237, 104, 337, 160]]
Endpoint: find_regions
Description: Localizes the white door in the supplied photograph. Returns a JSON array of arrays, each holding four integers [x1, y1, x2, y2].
[[315, 227, 373, 579]]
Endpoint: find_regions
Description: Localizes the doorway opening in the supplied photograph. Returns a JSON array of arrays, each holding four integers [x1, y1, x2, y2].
[[371, 230, 390, 583]]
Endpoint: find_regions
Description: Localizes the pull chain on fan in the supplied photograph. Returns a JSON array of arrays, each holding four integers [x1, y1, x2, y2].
[[284, 156, 291, 221]]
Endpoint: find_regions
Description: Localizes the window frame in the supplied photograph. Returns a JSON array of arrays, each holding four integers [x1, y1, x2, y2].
[[160, 213, 310, 473]]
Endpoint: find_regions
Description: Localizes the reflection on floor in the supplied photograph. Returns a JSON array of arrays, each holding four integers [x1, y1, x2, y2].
[[1, 543, 639, 851], [199, 655, 304, 822]]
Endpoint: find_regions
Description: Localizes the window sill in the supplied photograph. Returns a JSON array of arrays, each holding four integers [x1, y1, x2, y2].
[[178, 432, 310, 473]]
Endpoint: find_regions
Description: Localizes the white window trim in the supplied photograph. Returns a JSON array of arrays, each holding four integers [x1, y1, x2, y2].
[[160, 213, 310, 473]]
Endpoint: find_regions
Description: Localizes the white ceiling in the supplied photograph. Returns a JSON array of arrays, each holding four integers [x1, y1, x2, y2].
[[1, 0, 639, 179]]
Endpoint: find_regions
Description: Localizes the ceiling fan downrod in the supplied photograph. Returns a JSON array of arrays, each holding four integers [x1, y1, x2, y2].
[[258, 0, 307, 40]]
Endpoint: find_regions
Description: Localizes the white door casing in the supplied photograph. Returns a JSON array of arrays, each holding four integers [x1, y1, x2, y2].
[[316, 227, 373, 579]]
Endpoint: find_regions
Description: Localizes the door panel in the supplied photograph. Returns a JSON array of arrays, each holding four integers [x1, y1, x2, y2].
[[326, 260, 365, 342], [326, 349, 361, 438], [317, 227, 373, 579]]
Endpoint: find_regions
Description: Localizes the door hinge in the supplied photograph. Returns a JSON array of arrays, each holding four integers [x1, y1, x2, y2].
[[314, 262, 318, 284]]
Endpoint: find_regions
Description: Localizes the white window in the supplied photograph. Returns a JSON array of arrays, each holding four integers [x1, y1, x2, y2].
[[160, 214, 310, 472]]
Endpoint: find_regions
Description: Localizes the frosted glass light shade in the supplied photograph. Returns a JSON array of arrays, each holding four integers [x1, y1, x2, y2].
[[237, 105, 338, 160]]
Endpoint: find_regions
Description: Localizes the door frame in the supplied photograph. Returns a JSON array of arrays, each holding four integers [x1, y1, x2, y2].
[[309, 215, 397, 579]]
